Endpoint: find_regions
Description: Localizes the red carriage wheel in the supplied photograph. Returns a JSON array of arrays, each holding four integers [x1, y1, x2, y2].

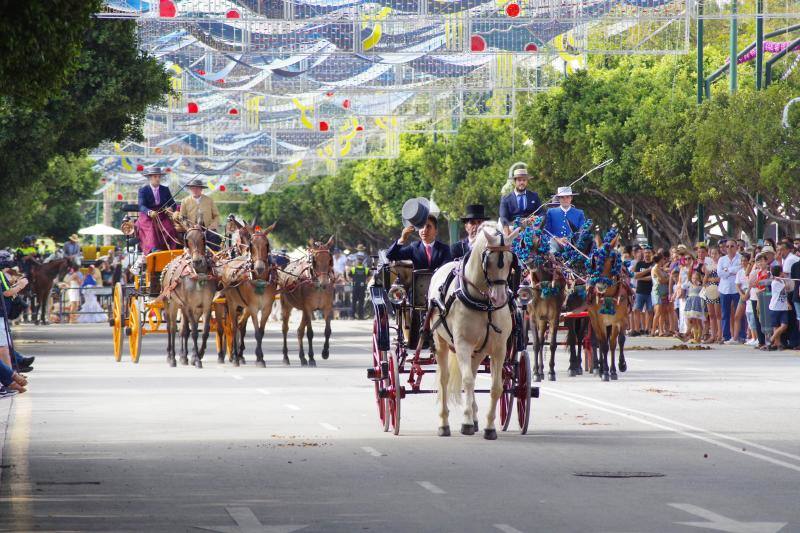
[[387, 350, 402, 435], [516, 351, 532, 433], [500, 354, 515, 431], [371, 323, 389, 431]]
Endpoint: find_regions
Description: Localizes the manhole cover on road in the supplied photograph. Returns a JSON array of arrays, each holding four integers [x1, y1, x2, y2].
[[573, 471, 665, 478]]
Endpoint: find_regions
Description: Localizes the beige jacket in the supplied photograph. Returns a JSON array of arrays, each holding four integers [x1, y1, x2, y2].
[[180, 194, 220, 230]]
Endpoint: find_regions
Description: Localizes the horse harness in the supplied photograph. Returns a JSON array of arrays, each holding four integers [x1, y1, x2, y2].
[[430, 239, 515, 354]]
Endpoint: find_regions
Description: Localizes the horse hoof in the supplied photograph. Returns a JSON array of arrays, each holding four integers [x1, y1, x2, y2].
[[194, 359, 203, 369], [217, 356, 225, 364], [282, 358, 290, 366], [576, 367, 584, 375], [322, 350, 329, 360], [534, 374, 542, 383], [619, 360, 627, 372], [484, 429, 497, 441], [569, 369, 577, 377], [460, 424, 475, 436], [232, 359, 240, 367], [256, 360, 266, 368], [239, 357, 246, 365], [308, 359, 317, 368], [548, 373, 556, 382], [601, 373, 610, 382], [473, 420, 479, 432], [168, 358, 176, 368], [610, 372, 618, 381], [438, 426, 451, 437], [300, 358, 308, 367], [180, 357, 189, 366]]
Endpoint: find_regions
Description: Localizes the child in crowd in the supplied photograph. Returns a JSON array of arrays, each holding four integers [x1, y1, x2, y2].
[[767, 265, 793, 351], [651, 253, 671, 336], [684, 270, 706, 343]]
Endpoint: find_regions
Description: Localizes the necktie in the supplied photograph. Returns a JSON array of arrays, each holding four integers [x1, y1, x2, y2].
[[153, 187, 160, 205], [517, 194, 525, 212], [425, 244, 433, 266]]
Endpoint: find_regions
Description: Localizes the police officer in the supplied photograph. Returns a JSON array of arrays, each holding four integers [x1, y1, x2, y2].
[[350, 245, 370, 319]]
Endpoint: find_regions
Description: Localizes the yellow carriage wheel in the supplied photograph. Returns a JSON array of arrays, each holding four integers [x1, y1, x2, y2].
[[112, 282, 124, 362], [129, 296, 143, 363], [146, 304, 162, 332]]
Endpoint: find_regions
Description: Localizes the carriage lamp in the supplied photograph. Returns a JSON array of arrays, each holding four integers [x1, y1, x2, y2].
[[387, 280, 407, 305], [516, 281, 534, 306], [120, 216, 135, 236]]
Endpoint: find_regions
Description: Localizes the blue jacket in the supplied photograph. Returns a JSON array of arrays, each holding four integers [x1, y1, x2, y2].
[[499, 190, 541, 226], [450, 239, 470, 260], [386, 240, 452, 271], [544, 206, 586, 239], [138, 184, 176, 214]]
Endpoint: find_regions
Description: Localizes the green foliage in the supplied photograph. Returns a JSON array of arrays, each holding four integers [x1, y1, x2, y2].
[[0, 1, 102, 106]]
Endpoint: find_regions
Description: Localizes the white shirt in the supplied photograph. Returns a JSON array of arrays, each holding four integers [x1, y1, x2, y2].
[[735, 269, 748, 295], [717, 253, 741, 295], [560, 205, 572, 213], [769, 279, 789, 311], [333, 255, 348, 275], [782, 253, 800, 275]]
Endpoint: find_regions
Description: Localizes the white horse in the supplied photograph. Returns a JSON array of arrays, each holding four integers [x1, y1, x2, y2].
[[428, 222, 520, 440]]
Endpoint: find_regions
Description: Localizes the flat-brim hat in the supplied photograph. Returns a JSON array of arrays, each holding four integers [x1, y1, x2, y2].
[[142, 166, 166, 176], [512, 168, 530, 179], [460, 204, 489, 222], [69, 234, 80, 242], [402, 197, 431, 230], [186, 178, 208, 189], [761, 245, 776, 254], [356, 244, 366, 251], [555, 186, 578, 197]]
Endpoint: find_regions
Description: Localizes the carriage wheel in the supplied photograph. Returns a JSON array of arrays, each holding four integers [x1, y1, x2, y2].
[[500, 353, 515, 432], [372, 324, 389, 432], [387, 350, 402, 435], [516, 351, 532, 434], [112, 282, 124, 362], [129, 296, 143, 363]]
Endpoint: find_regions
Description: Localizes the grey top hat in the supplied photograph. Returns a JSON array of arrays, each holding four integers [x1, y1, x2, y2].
[[186, 178, 208, 188], [402, 197, 431, 229], [142, 166, 166, 176]]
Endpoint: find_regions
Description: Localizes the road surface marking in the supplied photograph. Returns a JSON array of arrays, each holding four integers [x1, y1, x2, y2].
[[545, 389, 800, 473], [361, 446, 383, 457], [256, 388, 270, 395], [197, 505, 308, 532], [3, 396, 32, 531], [231, 374, 244, 381], [670, 503, 787, 533], [319, 422, 339, 431], [494, 525, 525, 533], [416, 481, 446, 494], [284, 404, 301, 411]]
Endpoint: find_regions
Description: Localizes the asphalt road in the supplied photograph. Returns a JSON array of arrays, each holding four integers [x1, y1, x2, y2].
[[1, 319, 799, 533]]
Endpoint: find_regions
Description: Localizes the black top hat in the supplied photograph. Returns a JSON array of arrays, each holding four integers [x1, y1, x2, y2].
[[186, 178, 208, 189], [460, 204, 489, 222], [402, 197, 431, 229]]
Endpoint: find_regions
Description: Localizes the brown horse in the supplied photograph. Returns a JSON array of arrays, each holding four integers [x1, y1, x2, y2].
[[527, 251, 566, 382], [586, 234, 630, 381], [161, 224, 218, 368], [277, 237, 335, 367], [28, 257, 71, 325], [220, 222, 278, 368]]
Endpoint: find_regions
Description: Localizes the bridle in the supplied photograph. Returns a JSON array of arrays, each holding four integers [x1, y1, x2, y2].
[[247, 231, 272, 282], [461, 232, 515, 307], [306, 246, 333, 286]]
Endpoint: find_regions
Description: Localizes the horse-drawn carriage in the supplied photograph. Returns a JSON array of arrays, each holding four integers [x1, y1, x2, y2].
[[367, 224, 539, 437]]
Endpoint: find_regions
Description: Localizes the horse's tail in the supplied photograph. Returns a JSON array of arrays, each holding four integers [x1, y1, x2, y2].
[[447, 351, 463, 406]]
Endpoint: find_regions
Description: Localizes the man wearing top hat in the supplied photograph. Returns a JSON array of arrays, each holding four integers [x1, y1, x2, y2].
[[499, 167, 542, 236], [386, 198, 452, 271], [544, 186, 585, 253], [135, 167, 179, 254], [451, 204, 490, 260], [179, 178, 222, 250]]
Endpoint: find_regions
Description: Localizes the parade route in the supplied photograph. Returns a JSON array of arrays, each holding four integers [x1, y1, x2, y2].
[[1, 321, 799, 532]]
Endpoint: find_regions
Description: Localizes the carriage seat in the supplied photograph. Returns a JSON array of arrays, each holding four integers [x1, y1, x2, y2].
[[144, 249, 184, 296]]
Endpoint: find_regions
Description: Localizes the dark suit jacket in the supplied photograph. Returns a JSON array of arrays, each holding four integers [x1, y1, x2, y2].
[[386, 240, 452, 270], [451, 239, 470, 260], [138, 184, 176, 214], [499, 190, 542, 226]]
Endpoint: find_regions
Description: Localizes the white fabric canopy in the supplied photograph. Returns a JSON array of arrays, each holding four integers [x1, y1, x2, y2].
[[78, 224, 124, 236]]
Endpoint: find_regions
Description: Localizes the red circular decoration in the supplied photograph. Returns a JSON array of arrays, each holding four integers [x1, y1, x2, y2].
[[159, 0, 176, 18], [218, 79, 225, 84], [229, 108, 239, 115], [342, 99, 351, 109], [165, 167, 172, 173], [219, 185, 227, 192], [136, 164, 144, 171], [525, 43, 538, 52], [101, 178, 107, 183], [319, 121, 329, 132], [196, 69, 206, 76], [187, 102, 199, 113], [505, 3, 520, 17], [117, 193, 124, 201], [470, 35, 487, 52], [226, 9, 240, 18], [235, 172, 242, 177], [356, 125, 364, 131], [325, 92, 334, 97], [243, 186, 250, 192]]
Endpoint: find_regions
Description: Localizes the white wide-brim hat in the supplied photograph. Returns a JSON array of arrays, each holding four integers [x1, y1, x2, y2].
[[555, 186, 578, 197]]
